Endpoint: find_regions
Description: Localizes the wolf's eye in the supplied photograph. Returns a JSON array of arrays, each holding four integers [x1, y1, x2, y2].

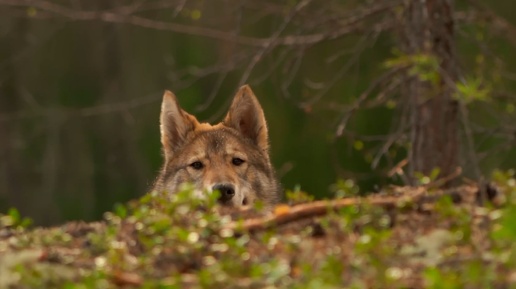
[[190, 161, 204, 170], [232, 158, 245, 166]]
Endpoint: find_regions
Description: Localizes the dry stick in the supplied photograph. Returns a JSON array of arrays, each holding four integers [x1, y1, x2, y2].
[[227, 167, 463, 233], [226, 188, 426, 232], [423, 166, 463, 190]]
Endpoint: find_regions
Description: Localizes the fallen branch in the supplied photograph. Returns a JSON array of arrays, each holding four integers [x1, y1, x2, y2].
[[226, 187, 426, 232], [227, 167, 463, 233]]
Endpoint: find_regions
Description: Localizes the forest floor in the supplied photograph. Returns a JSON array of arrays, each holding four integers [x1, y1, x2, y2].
[[1, 173, 516, 289]]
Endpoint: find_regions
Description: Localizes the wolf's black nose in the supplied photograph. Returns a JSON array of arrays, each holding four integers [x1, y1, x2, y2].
[[213, 184, 235, 203]]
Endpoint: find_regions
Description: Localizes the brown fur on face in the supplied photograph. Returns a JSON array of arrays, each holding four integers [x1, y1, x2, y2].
[[152, 85, 281, 207]]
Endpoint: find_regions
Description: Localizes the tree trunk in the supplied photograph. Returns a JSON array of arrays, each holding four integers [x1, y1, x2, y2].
[[401, 0, 459, 183], [0, 15, 27, 213]]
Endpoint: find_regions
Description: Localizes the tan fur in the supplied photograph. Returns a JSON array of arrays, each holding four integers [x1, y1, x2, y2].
[[153, 85, 281, 207]]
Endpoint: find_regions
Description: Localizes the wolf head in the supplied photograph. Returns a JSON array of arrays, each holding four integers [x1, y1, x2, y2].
[[153, 85, 281, 207]]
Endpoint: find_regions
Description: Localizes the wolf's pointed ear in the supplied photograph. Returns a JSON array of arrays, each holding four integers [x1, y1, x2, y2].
[[160, 90, 197, 162], [224, 85, 269, 152]]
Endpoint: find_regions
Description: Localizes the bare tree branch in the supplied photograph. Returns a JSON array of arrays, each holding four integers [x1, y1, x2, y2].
[[0, 0, 400, 48]]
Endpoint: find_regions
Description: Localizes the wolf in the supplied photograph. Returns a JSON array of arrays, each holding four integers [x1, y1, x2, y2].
[[152, 85, 281, 207]]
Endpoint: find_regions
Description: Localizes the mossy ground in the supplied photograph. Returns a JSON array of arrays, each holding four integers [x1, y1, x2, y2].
[[1, 172, 516, 289]]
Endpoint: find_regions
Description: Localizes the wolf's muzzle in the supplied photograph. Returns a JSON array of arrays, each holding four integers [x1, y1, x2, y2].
[[213, 183, 235, 204]]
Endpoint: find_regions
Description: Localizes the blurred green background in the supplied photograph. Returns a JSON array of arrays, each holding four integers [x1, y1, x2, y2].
[[1, 0, 515, 225]]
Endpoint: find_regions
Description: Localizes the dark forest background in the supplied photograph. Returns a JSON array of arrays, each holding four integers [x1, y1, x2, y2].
[[1, 0, 515, 225]]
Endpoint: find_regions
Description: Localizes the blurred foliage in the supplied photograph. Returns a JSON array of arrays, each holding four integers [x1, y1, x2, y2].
[[0, 171, 515, 288], [0, 208, 32, 229], [384, 52, 440, 85]]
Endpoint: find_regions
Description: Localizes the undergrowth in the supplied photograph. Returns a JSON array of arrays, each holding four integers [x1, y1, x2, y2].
[[0, 171, 515, 288]]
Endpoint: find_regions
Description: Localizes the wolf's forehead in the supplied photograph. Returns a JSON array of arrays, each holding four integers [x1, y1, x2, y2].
[[192, 129, 247, 154]]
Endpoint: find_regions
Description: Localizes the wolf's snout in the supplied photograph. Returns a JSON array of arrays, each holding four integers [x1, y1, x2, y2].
[[213, 184, 235, 203]]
